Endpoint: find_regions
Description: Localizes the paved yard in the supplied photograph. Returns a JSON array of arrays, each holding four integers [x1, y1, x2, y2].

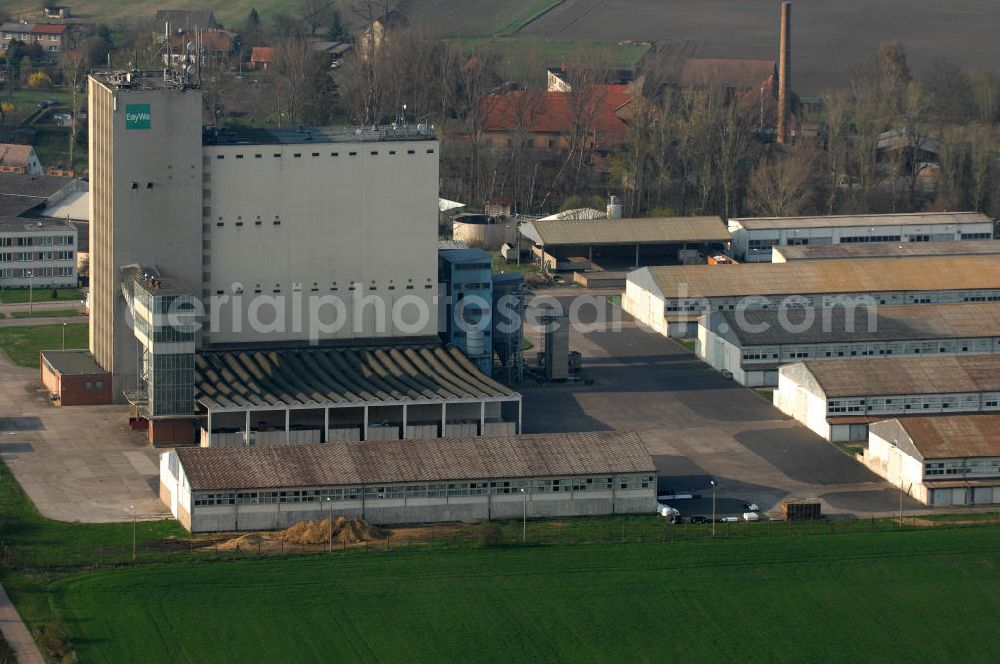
[[520, 294, 923, 518], [0, 351, 168, 523]]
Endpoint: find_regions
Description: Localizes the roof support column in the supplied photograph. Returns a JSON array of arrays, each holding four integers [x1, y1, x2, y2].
[[588, 245, 593, 262], [244, 410, 250, 447], [363, 405, 369, 440], [323, 407, 329, 443], [206, 409, 212, 446], [285, 409, 290, 444], [518, 399, 522, 434], [480, 401, 485, 436], [635, 243, 640, 268], [441, 402, 447, 438], [402, 403, 408, 440]]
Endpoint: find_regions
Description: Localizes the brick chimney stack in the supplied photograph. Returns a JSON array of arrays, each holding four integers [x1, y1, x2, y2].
[[777, 1, 791, 144]]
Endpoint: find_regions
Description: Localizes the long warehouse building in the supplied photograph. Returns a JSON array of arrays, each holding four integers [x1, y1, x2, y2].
[[728, 211, 993, 263], [623, 255, 1000, 338], [772, 240, 1000, 263], [865, 415, 1000, 507], [774, 355, 1000, 442], [697, 302, 1000, 386], [160, 431, 658, 532]]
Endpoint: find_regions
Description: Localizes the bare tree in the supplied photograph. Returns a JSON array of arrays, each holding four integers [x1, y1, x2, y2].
[[60, 52, 85, 171], [746, 146, 821, 216]]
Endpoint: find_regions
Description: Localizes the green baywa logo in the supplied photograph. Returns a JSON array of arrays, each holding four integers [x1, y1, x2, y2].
[[125, 104, 151, 129]]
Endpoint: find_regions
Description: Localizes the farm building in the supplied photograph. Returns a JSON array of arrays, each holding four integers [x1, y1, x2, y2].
[[773, 356, 1000, 442], [728, 211, 993, 263], [40, 350, 113, 406], [772, 240, 1000, 262], [622, 255, 1000, 338], [864, 415, 1000, 507], [159, 431, 658, 532], [519, 216, 730, 273], [196, 345, 522, 448], [697, 302, 1000, 387]]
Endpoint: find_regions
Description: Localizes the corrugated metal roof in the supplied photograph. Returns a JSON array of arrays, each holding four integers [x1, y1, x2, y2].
[[196, 345, 518, 411], [880, 415, 1000, 459], [731, 211, 991, 231], [638, 255, 1000, 299], [774, 241, 1000, 261], [175, 431, 656, 490], [792, 355, 1000, 398], [721, 302, 1000, 345], [522, 216, 730, 246]]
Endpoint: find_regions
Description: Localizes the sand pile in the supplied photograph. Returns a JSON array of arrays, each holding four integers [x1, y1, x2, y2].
[[280, 517, 386, 545], [215, 533, 263, 551]]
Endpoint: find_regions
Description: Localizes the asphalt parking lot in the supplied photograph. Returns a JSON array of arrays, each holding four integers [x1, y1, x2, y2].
[[520, 293, 923, 518]]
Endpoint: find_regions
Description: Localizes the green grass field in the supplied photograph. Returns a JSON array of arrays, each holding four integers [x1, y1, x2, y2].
[[10, 309, 81, 319], [0, 323, 87, 366], [46, 528, 1000, 663], [0, 288, 83, 304]]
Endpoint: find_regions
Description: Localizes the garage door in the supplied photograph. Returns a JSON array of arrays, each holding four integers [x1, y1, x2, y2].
[[932, 489, 952, 507], [849, 424, 869, 441], [973, 487, 995, 505]]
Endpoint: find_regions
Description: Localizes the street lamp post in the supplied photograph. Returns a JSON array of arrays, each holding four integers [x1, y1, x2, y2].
[[130, 504, 136, 560], [61, 322, 67, 350], [520, 488, 527, 543], [326, 497, 333, 552], [26, 270, 33, 317], [710, 480, 717, 537]]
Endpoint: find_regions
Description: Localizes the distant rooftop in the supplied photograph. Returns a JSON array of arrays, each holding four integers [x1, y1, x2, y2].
[[730, 211, 992, 231], [202, 124, 436, 146], [871, 415, 1000, 460], [521, 216, 730, 247], [774, 241, 1000, 261], [0, 217, 75, 233], [789, 355, 1000, 398], [40, 350, 107, 377]]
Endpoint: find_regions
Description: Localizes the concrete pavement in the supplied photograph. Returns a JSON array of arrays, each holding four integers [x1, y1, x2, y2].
[[0, 348, 169, 523], [0, 582, 44, 664], [0, 316, 85, 327]]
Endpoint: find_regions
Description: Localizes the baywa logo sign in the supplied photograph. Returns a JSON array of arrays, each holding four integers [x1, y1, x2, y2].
[[125, 104, 151, 130]]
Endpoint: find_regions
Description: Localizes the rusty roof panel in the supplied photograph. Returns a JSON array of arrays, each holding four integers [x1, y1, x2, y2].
[[524, 216, 731, 246]]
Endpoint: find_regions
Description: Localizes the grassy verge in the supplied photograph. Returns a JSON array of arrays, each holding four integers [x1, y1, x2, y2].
[[834, 441, 865, 457], [0, 288, 83, 304], [676, 338, 696, 352], [754, 388, 774, 401], [0, 323, 87, 367], [10, 309, 81, 319]]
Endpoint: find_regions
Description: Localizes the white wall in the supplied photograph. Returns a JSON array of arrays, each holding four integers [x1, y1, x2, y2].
[[774, 372, 831, 440], [203, 140, 439, 342], [623, 280, 668, 336], [864, 433, 931, 504]]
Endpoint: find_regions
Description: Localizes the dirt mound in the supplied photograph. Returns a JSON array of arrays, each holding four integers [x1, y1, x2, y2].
[[280, 517, 386, 545], [216, 534, 263, 551]]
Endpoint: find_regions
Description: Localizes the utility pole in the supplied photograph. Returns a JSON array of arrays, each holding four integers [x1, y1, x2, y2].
[[520, 488, 527, 543], [327, 497, 333, 552], [710, 480, 717, 536], [130, 504, 136, 560], [27, 270, 33, 317]]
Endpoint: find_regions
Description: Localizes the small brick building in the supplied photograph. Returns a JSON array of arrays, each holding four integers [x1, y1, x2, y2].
[[40, 349, 112, 406]]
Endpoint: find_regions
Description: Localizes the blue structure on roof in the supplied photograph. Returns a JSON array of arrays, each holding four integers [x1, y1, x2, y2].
[[438, 248, 494, 374]]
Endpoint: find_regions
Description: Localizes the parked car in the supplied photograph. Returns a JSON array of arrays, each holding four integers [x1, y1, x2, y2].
[[743, 512, 761, 522], [688, 515, 707, 525], [37, 98, 59, 109], [743, 502, 760, 512]]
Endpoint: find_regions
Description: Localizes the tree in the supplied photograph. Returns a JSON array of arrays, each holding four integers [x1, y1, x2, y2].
[[27, 71, 52, 89], [61, 53, 85, 169], [968, 69, 1000, 124], [329, 9, 347, 40], [241, 8, 263, 46], [746, 147, 821, 216], [299, 0, 334, 36]]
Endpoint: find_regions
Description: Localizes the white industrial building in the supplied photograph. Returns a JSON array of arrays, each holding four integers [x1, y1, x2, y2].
[[864, 415, 1000, 506], [698, 302, 1000, 387], [728, 211, 993, 263], [772, 240, 1000, 263], [160, 431, 657, 532], [773, 355, 1000, 442], [623, 255, 1000, 338]]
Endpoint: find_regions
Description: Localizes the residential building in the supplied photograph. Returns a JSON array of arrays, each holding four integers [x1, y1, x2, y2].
[[774, 356, 1000, 442], [163, 30, 237, 66], [249, 46, 275, 70], [153, 10, 219, 33], [159, 431, 657, 532], [438, 247, 494, 374], [865, 415, 1000, 506], [772, 240, 1000, 262], [697, 302, 1000, 386], [0, 22, 33, 51], [0, 217, 77, 288], [728, 211, 993, 263], [0, 144, 43, 175], [623, 255, 1000, 337], [30, 23, 68, 57]]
